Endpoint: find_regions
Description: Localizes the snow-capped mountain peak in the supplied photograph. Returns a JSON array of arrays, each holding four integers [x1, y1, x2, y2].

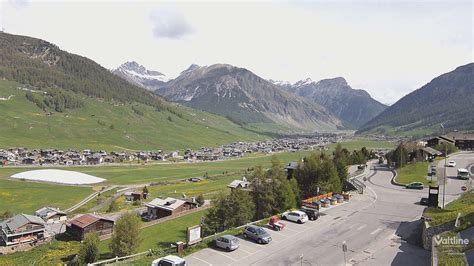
[[112, 61, 169, 91], [293, 78, 314, 87]]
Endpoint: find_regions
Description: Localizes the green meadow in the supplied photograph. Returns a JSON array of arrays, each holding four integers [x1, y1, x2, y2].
[[0, 139, 393, 214]]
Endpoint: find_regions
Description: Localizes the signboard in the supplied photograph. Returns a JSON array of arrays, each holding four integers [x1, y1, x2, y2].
[[187, 225, 202, 245], [461, 186, 467, 192]]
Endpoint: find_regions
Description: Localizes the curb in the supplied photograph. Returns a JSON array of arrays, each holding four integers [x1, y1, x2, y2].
[[389, 167, 406, 187]]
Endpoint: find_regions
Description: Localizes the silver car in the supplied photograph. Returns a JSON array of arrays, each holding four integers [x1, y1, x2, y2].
[[215, 235, 240, 251]]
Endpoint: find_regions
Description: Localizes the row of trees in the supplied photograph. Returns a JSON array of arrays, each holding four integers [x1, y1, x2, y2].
[[204, 147, 374, 234], [203, 157, 299, 235]]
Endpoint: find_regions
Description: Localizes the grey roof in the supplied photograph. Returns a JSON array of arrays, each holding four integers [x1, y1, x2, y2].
[[422, 147, 443, 156], [1, 214, 45, 232], [35, 207, 65, 218]]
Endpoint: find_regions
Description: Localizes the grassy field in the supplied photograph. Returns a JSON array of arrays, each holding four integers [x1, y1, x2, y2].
[[98, 209, 207, 257], [0, 140, 394, 213], [0, 80, 264, 151], [0, 238, 81, 265], [395, 162, 432, 186], [327, 139, 395, 151], [0, 178, 92, 214]]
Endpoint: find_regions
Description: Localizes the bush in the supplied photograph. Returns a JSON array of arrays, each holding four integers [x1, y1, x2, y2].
[[109, 212, 142, 257], [78, 232, 99, 264]]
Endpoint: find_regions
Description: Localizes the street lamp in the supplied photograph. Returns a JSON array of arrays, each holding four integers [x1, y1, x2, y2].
[[440, 123, 447, 208]]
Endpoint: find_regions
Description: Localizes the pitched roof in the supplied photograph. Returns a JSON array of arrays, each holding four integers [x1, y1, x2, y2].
[[145, 197, 185, 211], [70, 214, 113, 229], [228, 179, 249, 188], [1, 214, 45, 232], [422, 147, 443, 156], [35, 207, 65, 218]]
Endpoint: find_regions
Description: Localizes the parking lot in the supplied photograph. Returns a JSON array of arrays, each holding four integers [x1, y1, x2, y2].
[[186, 201, 352, 266]]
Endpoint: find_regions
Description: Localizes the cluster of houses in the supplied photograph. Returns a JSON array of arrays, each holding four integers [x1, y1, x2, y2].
[[0, 194, 201, 248], [0, 135, 343, 166]]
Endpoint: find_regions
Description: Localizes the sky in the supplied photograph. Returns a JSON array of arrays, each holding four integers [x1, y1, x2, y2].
[[1, 0, 472, 105]]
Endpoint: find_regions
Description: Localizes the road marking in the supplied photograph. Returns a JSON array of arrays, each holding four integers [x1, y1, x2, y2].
[[284, 227, 299, 233], [238, 248, 252, 254], [370, 228, 382, 235], [208, 248, 237, 261], [192, 256, 212, 265], [357, 224, 367, 231]]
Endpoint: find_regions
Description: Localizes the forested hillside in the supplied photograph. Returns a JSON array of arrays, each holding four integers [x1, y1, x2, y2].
[[0, 32, 165, 109]]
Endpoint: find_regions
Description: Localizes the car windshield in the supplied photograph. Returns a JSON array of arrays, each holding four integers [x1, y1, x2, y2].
[[256, 228, 266, 235]]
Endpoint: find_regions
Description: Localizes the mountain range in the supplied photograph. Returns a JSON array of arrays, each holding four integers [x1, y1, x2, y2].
[[358, 63, 474, 136], [155, 64, 343, 131], [113, 62, 386, 130], [273, 77, 387, 128]]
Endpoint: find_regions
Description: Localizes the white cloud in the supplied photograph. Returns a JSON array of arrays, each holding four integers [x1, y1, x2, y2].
[[150, 6, 195, 39], [1, 1, 471, 104]]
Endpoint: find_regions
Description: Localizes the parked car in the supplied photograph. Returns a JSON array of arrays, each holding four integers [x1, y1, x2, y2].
[[151, 255, 186, 266], [447, 161, 456, 167], [299, 207, 320, 221], [268, 215, 286, 231], [243, 225, 272, 244], [406, 182, 424, 189], [215, 235, 240, 251], [282, 210, 309, 224]]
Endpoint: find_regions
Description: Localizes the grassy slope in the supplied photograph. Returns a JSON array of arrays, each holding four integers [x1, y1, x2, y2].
[[395, 162, 432, 186], [0, 80, 264, 151], [424, 192, 474, 226]]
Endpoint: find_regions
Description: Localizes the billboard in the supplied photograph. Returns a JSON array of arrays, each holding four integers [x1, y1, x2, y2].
[[187, 225, 202, 245]]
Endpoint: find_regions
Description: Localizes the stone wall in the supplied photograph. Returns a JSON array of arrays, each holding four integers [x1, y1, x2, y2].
[[422, 220, 456, 250]]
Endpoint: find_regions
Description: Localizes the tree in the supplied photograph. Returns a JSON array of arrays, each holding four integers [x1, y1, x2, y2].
[[250, 166, 275, 219], [267, 156, 297, 213], [435, 143, 458, 155], [109, 212, 142, 257], [78, 232, 99, 264], [107, 199, 119, 213], [196, 194, 205, 207], [203, 190, 254, 235]]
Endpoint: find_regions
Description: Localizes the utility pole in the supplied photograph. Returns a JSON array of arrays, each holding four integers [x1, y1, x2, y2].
[[399, 141, 403, 168], [342, 241, 348, 265], [441, 123, 447, 208]]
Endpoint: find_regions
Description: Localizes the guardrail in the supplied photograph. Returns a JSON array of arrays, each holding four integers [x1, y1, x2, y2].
[[347, 164, 370, 194], [88, 250, 152, 265]]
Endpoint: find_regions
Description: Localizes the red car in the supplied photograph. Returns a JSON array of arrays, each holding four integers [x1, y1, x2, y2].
[[268, 216, 286, 231]]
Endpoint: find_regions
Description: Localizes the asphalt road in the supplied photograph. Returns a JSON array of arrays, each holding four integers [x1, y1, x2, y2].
[[435, 151, 474, 207], [185, 153, 474, 265]]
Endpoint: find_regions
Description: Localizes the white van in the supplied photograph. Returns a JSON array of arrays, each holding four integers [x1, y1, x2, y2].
[[457, 168, 470, 180]]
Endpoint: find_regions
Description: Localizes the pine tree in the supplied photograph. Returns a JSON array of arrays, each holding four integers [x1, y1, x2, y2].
[[78, 232, 99, 264], [109, 212, 142, 257]]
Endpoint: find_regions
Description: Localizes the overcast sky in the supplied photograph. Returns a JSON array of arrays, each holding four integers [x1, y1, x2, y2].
[[1, 0, 472, 105]]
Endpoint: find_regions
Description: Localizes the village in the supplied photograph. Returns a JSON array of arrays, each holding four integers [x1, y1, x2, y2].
[[0, 134, 345, 167]]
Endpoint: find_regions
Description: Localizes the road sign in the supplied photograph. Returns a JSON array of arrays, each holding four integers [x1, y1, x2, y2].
[[461, 186, 467, 192]]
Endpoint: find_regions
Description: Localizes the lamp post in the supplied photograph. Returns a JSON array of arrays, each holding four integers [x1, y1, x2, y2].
[[440, 123, 447, 208]]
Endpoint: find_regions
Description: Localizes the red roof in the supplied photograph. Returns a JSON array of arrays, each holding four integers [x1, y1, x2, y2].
[[70, 214, 110, 229]]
